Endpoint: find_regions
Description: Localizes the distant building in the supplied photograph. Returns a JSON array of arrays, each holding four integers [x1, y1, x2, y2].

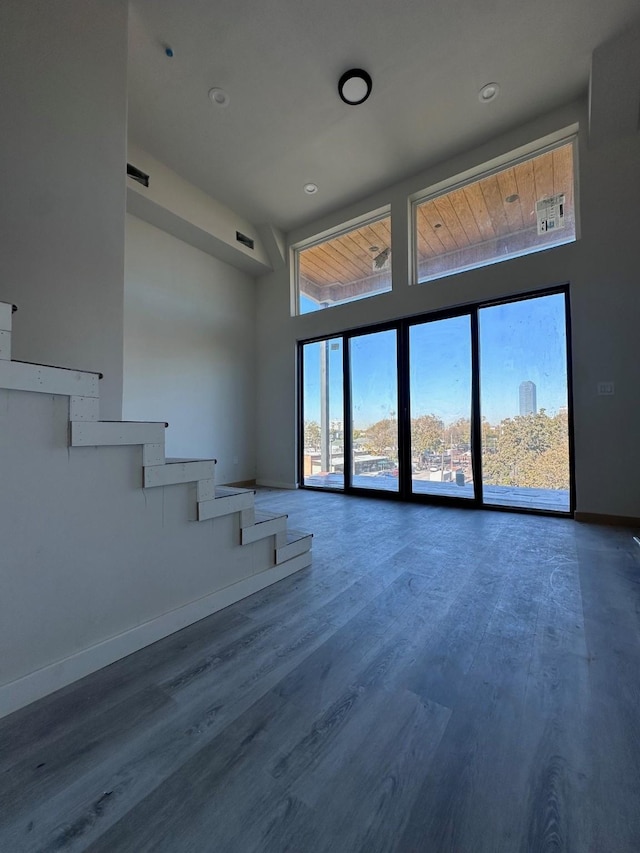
[[519, 381, 537, 415]]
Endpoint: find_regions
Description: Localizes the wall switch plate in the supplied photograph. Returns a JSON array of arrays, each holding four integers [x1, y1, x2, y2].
[[597, 381, 615, 395]]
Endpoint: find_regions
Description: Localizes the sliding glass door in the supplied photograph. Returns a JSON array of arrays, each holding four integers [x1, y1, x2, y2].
[[478, 293, 571, 511], [349, 329, 399, 493], [409, 315, 474, 499], [299, 288, 572, 514], [301, 338, 344, 489]]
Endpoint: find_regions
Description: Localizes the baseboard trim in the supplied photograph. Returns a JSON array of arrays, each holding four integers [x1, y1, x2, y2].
[[224, 479, 257, 489], [256, 479, 298, 490], [0, 553, 312, 721], [574, 511, 640, 527]]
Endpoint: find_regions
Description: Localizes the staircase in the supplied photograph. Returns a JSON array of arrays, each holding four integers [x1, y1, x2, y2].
[[0, 300, 312, 719]]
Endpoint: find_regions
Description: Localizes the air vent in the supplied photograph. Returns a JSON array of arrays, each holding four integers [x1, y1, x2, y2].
[[236, 231, 254, 250], [127, 163, 150, 188]]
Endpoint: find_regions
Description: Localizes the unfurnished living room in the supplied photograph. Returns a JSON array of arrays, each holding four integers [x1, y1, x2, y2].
[[1, 1, 639, 851]]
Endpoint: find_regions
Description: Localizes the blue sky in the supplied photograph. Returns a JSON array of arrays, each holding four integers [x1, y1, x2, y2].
[[303, 293, 568, 428]]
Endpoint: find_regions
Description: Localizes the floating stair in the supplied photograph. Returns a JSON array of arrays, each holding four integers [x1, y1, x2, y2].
[[0, 306, 313, 604], [0, 299, 312, 562]]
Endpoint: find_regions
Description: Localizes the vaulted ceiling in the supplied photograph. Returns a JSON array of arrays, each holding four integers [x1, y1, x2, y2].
[[127, 0, 639, 233]]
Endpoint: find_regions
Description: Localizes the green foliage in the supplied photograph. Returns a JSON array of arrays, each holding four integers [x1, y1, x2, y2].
[[483, 410, 569, 490], [343, 409, 569, 490], [362, 417, 398, 457], [411, 414, 444, 454]]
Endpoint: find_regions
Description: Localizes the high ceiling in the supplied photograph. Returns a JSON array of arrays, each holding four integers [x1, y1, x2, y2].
[[127, 0, 639, 233]]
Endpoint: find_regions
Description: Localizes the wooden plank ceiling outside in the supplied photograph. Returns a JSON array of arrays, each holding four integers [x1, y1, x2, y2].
[[299, 143, 574, 297], [299, 218, 392, 290], [415, 143, 574, 263]]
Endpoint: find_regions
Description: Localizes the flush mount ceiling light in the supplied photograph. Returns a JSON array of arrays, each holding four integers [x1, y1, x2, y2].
[[304, 183, 318, 195], [208, 87, 230, 107], [505, 193, 520, 203], [338, 69, 372, 105], [478, 82, 500, 103]]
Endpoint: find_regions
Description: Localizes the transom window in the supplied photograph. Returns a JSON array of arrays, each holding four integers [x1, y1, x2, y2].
[[413, 136, 577, 283], [294, 210, 391, 315]]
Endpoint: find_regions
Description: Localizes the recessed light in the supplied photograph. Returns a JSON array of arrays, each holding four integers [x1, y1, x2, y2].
[[338, 69, 373, 105], [505, 194, 519, 203], [434, 223, 442, 229], [208, 87, 230, 107], [304, 183, 318, 195], [478, 82, 500, 103]]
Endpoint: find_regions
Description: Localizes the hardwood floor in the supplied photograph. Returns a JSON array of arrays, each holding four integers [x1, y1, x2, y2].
[[1, 489, 639, 852]]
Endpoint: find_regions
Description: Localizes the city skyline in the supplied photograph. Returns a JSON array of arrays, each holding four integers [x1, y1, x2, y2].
[[303, 292, 568, 429]]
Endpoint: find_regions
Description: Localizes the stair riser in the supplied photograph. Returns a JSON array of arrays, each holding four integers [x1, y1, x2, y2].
[[198, 491, 254, 520], [0, 330, 10, 360], [0, 361, 99, 397], [69, 396, 100, 422], [145, 460, 216, 488], [0, 302, 12, 332], [276, 535, 313, 564], [142, 443, 165, 466], [197, 478, 216, 501], [241, 515, 287, 545], [72, 421, 166, 447]]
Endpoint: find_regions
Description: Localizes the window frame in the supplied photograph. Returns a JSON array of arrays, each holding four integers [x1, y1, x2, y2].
[[291, 204, 392, 316], [410, 128, 580, 285]]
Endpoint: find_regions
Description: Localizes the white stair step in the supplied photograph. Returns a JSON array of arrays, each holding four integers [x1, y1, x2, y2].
[[71, 420, 166, 447], [143, 443, 165, 466], [0, 330, 10, 360], [0, 360, 99, 397], [274, 549, 312, 574], [0, 302, 13, 331], [241, 510, 287, 545], [197, 487, 254, 521], [275, 530, 313, 564], [144, 459, 216, 488], [213, 486, 254, 498], [69, 396, 100, 422]]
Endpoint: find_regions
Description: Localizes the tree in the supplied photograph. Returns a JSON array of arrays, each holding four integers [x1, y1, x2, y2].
[[303, 420, 321, 451], [410, 414, 444, 455], [362, 417, 398, 458], [448, 417, 471, 451], [482, 410, 569, 490]]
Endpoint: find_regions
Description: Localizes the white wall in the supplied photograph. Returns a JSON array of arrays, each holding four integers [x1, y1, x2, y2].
[[127, 144, 271, 277], [0, 0, 128, 419], [123, 215, 257, 483], [256, 98, 640, 517]]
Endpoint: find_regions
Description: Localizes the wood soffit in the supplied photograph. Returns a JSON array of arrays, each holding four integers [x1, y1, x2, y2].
[[299, 143, 574, 293]]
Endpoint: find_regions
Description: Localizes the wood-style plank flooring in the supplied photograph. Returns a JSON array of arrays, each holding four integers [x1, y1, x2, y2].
[[1, 489, 639, 852]]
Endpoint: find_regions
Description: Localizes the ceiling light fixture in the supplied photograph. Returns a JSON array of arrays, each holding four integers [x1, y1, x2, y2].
[[338, 69, 372, 105], [505, 194, 519, 203], [478, 82, 500, 103], [304, 183, 318, 195], [208, 87, 230, 107]]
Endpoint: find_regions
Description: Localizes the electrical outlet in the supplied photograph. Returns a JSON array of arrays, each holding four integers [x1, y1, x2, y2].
[[597, 381, 615, 395]]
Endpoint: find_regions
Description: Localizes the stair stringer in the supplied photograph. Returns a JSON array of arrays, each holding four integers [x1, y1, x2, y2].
[[0, 301, 312, 720]]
